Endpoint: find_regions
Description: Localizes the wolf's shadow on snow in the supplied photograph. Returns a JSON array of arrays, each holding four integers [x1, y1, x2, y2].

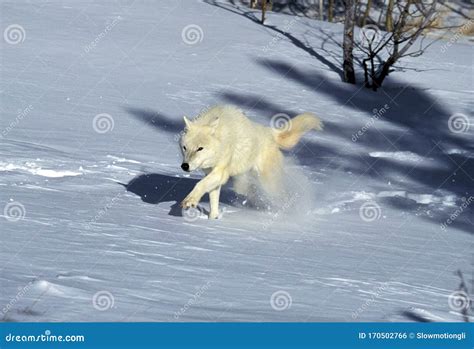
[[122, 173, 238, 217]]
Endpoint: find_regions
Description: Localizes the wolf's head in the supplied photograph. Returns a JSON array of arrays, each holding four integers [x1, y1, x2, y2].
[[180, 116, 220, 172]]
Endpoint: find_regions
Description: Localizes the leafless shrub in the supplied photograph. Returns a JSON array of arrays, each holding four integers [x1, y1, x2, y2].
[[354, 0, 440, 90]]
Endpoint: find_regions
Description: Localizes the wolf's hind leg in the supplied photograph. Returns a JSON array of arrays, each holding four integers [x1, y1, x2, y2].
[[233, 172, 251, 196], [258, 149, 284, 197], [208, 186, 221, 219]]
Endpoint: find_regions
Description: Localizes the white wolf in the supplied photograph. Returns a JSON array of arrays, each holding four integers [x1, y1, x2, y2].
[[180, 105, 323, 219]]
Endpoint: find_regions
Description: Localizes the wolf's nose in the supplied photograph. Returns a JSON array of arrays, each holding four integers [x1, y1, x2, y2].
[[181, 163, 189, 172]]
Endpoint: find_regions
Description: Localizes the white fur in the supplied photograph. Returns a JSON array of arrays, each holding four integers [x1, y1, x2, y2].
[[180, 105, 322, 219]]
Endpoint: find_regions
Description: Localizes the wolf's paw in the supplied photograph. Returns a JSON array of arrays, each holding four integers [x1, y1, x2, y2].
[[208, 212, 219, 219], [181, 195, 199, 209]]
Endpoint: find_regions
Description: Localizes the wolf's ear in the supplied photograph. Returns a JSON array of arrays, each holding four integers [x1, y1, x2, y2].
[[209, 116, 219, 130], [183, 116, 192, 129]]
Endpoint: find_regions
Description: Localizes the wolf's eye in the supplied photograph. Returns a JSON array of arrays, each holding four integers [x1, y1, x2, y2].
[[183, 146, 186, 151], [197, 147, 203, 152]]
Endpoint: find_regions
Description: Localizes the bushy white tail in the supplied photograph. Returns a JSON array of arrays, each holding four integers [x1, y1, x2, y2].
[[272, 113, 323, 150]]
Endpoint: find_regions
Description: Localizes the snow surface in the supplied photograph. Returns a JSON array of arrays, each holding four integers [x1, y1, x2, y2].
[[1, 0, 473, 322]]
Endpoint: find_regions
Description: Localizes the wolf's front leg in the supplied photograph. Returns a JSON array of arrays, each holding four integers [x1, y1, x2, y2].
[[208, 186, 221, 219], [181, 168, 229, 212]]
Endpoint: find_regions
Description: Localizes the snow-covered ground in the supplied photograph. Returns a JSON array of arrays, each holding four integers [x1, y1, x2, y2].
[[1, 0, 472, 322]]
